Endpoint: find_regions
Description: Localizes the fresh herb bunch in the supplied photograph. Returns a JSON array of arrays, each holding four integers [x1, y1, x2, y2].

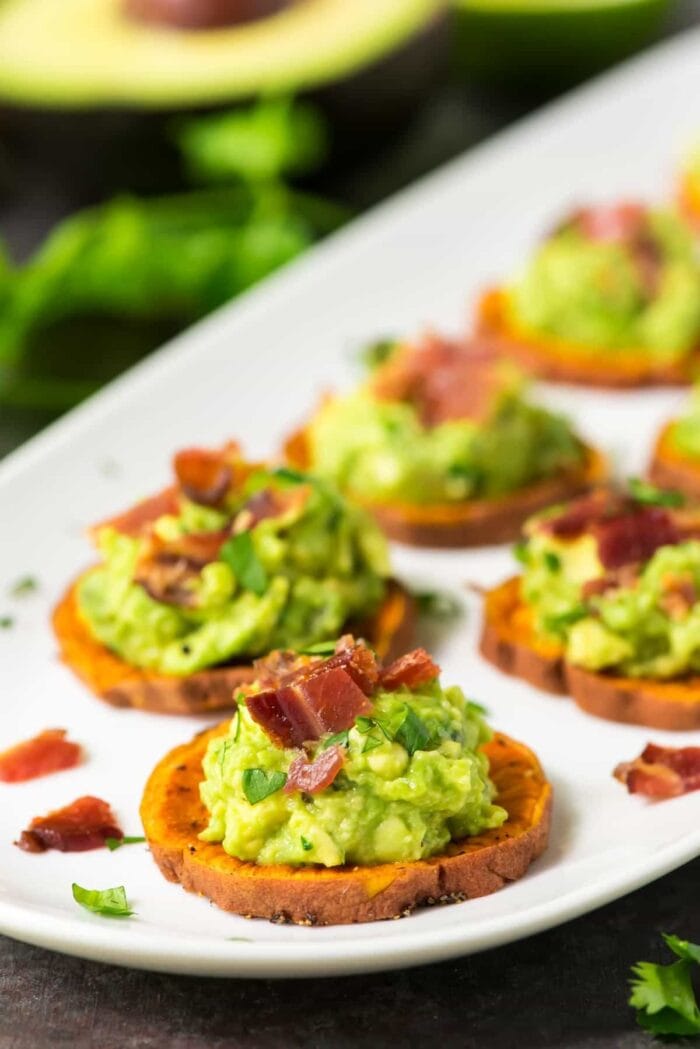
[[630, 933, 700, 1036], [0, 98, 346, 413]]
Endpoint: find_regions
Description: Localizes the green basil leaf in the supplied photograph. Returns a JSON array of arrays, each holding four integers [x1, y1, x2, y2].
[[219, 532, 268, 596], [629, 477, 685, 509], [104, 836, 146, 852], [242, 768, 287, 805], [394, 707, 433, 757], [72, 883, 133, 917]]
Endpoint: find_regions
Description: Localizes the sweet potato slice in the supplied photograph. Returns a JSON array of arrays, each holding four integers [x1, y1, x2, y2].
[[648, 422, 700, 501], [480, 577, 700, 730], [284, 428, 606, 549], [52, 576, 415, 716], [479, 576, 566, 694], [476, 288, 700, 389], [140, 725, 552, 925], [678, 173, 700, 232]]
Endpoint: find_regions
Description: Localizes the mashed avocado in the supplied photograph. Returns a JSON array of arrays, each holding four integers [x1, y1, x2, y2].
[[520, 516, 700, 679], [199, 678, 506, 867], [507, 210, 700, 360], [77, 469, 389, 676], [669, 383, 700, 460], [307, 380, 583, 506]]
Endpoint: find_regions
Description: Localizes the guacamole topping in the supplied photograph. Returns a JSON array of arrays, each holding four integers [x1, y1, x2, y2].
[[519, 488, 700, 679], [77, 449, 389, 676], [199, 643, 506, 867], [306, 336, 584, 505], [507, 205, 700, 361]]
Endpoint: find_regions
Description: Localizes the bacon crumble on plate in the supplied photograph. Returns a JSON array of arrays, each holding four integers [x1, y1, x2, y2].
[[16, 796, 123, 853], [0, 729, 82, 783], [614, 744, 700, 800]]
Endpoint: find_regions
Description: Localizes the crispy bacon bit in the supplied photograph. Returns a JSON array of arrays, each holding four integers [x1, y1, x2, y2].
[[173, 447, 234, 508], [380, 648, 440, 691], [614, 743, 700, 800], [581, 564, 640, 600], [542, 490, 680, 570], [570, 202, 649, 243], [247, 639, 377, 748], [89, 486, 179, 541], [16, 796, 123, 853], [0, 729, 82, 784], [658, 572, 698, 620], [284, 746, 346, 795], [371, 334, 502, 427], [134, 528, 230, 606], [233, 485, 310, 534]]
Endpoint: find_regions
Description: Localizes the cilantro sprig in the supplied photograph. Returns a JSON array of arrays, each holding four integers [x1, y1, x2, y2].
[[629, 478, 685, 509], [72, 883, 133, 918], [219, 532, 268, 596], [104, 836, 146, 852], [356, 707, 435, 757], [242, 768, 287, 805], [630, 933, 700, 1037]]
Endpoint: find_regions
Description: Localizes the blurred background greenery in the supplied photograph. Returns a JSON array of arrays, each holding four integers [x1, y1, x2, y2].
[[0, 0, 697, 457]]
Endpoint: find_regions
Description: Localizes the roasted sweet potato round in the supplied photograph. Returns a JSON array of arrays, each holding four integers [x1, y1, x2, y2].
[[476, 288, 700, 389], [53, 576, 415, 715], [140, 724, 552, 925], [648, 422, 700, 502], [285, 428, 606, 549]]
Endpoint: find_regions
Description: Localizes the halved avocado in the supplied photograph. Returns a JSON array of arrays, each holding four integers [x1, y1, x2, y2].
[[452, 0, 671, 87], [0, 0, 445, 109]]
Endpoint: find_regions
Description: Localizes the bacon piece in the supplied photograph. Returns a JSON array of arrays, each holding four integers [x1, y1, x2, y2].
[[247, 668, 372, 749], [371, 334, 502, 427], [89, 486, 179, 541], [593, 506, 679, 570], [233, 485, 310, 534], [543, 489, 627, 540], [658, 572, 698, 620], [16, 796, 123, 853], [614, 743, 700, 800], [380, 648, 440, 691], [571, 202, 649, 243], [173, 447, 233, 508], [0, 729, 82, 783], [284, 746, 346, 795], [134, 528, 230, 606], [581, 564, 640, 600]]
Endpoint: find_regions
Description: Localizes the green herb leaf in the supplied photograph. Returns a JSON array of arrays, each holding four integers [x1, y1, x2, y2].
[[104, 836, 146, 852], [513, 541, 530, 566], [543, 604, 588, 634], [242, 768, 287, 805], [629, 478, 685, 509], [544, 551, 561, 572], [297, 640, 337, 656], [394, 707, 433, 757], [414, 590, 462, 621], [219, 532, 268, 596], [0, 616, 13, 629], [219, 738, 234, 771], [467, 700, 489, 717], [300, 836, 313, 852], [271, 466, 308, 485], [72, 883, 133, 918], [629, 933, 700, 1037], [360, 338, 399, 370], [10, 576, 37, 597], [322, 730, 349, 750], [362, 734, 385, 754]]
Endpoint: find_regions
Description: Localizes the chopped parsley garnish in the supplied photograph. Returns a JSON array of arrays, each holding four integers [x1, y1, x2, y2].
[[630, 933, 700, 1036], [297, 640, 338, 656], [219, 532, 268, 596], [544, 551, 561, 572], [322, 729, 349, 750], [271, 466, 308, 485], [361, 338, 398, 370], [513, 541, 530, 566], [0, 616, 13, 629], [104, 836, 146, 852], [467, 700, 489, 717], [10, 576, 37, 598], [414, 590, 462, 621], [361, 734, 385, 754], [219, 738, 234, 771], [242, 768, 287, 805], [543, 604, 588, 634], [394, 707, 433, 757], [628, 478, 685, 509], [300, 836, 313, 852], [72, 883, 133, 917]]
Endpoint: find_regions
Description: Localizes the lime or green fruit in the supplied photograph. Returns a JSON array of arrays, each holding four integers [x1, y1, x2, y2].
[[0, 0, 444, 108], [452, 0, 671, 87]]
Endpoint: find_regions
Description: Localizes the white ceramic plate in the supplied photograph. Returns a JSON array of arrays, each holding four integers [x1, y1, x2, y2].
[[1, 29, 700, 979]]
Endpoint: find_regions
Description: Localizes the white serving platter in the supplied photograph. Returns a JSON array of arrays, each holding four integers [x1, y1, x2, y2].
[[1, 27, 700, 978]]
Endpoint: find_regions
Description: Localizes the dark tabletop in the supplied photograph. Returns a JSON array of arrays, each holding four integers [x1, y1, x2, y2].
[[1, 4, 700, 1046]]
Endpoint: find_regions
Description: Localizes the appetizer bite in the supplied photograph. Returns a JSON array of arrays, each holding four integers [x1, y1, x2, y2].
[[678, 144, 700, 231], [649, 383, 700, 500], [54, 443, 413, 714], [141, 638, 551, 925], [285, 334, 604, 547], [478, 202, 700, 387], [480, 485, 700, 729]]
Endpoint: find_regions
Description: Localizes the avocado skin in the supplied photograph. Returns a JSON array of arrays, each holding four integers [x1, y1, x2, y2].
[[452, 0, 670, 88]]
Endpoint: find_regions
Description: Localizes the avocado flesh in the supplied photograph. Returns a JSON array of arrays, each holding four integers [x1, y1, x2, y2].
[[452, 0, 670, 87], [0, 0, 444, 108]]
